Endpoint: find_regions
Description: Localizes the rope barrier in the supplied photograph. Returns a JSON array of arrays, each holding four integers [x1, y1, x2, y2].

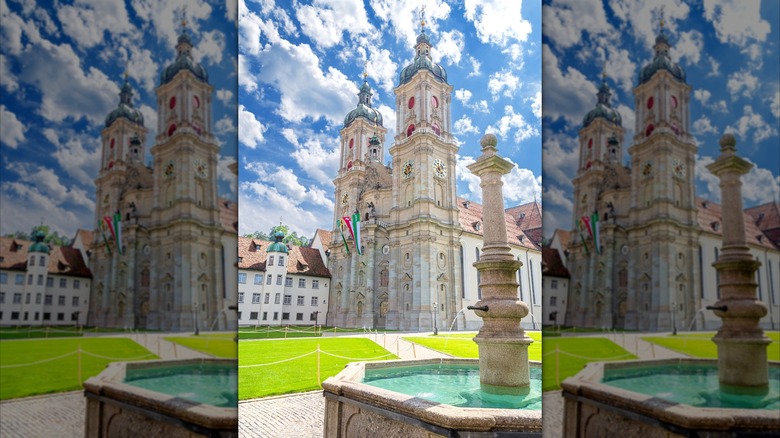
[[318, 350, 396, 361], [78, 351, 157, 361], [238, 351, 317, 368], [0, 351, 78, 368]]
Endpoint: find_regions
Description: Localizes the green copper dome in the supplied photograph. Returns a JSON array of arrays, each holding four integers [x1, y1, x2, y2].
[[105, 80, 144, 127], [160, 30, 208, 85], [28, 229, 50, 254], [583, 81, 622, 128], [267, 230, 288, 254], [638, 30, 685, 86], [398, 30, 447, 86], [344, 80, 383, 128]]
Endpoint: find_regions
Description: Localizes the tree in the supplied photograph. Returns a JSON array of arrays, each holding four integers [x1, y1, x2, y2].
[[242, 225, 309, 247], [4, 225, 71, 247]]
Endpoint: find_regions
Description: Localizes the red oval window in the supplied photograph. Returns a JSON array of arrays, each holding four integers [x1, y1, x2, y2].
[[645, 124, 655, 137], [432, 123, 441, 136], [647, 96, 654, 109], [192, 95, 200, 109], [408, 96, 415, 109], [347, 161, 353, 169], [431, 96, 439, 108], [110, 138, 115, 148], [671, 95, 678, 108], [167, 124, 177, 137], [406, 124, 415, 137], [586, 160, 592, 169], [588, 138, 593, 148], [108, 161, 114, 169], [169, 96, 176, 109], [349, 138, 354, 148]]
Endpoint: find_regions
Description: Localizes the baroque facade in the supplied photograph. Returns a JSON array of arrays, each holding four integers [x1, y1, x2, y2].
[[565, 27, 780, 331], [87, 26, 237, 331], [326, 26, 542, 331]]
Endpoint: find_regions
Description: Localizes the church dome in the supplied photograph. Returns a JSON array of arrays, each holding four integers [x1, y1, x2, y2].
[[267, 230, 289, 254], [344, 80, 383, 128], [638, 31, 685, 85], [160, 30, 208, 85], [105, 80, 144, 127], [583, 81, 622, 127], [28, 229, 50, 254], [398, 30, 447, 86]]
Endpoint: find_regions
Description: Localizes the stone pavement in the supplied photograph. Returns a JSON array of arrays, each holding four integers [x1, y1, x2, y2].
[[321, 330, 451, 360], [240, 391, 324, 438], [0, 390, 85, 438], [89, 331, 214, 360], [583, 331, 688, 360]]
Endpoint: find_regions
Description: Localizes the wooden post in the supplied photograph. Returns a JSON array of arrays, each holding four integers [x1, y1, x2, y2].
[[651, 343, 656, 359], [412, 343, 417, 358], [316, 344, 321, 385], [555, 345, 560, 387], [77, 344, 82, 386], [173, 342, 178, 358]]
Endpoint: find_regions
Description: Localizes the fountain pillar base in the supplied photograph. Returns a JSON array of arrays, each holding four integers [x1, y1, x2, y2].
[[714, 336, 771, 392], [475, 335, 534, 392]]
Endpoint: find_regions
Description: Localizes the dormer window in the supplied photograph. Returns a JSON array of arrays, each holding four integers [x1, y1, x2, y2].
[[474, 222, 482, 231], [711, 221, 720, 231]]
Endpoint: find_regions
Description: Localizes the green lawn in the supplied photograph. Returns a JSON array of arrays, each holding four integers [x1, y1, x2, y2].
[[542, 337, 637, 392], [165, 333, 238, 358], [643, 331, 780, 359], [239, 338, 397, 400], [0, 337, 157, 399], [403, 331, 543, 361]]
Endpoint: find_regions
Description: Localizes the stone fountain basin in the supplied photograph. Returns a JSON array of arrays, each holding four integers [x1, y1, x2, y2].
[[83, 358, 238, 437], [561, 358, 780, 437], [323, 358, 542, 437]]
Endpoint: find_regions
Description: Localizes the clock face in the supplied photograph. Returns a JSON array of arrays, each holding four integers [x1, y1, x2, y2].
[[341, 192, 349, 205], [433, 159, 446, 178], [143, 245, 151, 255], [672, 159, 686, 177], [382, 245, 390, 255], [402, 160, 415, 179], [195, 159, 207, 178]]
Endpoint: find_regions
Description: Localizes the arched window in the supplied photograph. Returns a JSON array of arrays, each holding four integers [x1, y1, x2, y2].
[[167, 123, 177, 137], [380, 269, 389, 287], [432, 123, 441, 136], [406, 124, 416, 137], [645, 124, 654, 137]]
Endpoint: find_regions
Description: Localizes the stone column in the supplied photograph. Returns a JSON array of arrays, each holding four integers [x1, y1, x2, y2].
[[466, 134, 533, 394], [706, 133, 770, 392]]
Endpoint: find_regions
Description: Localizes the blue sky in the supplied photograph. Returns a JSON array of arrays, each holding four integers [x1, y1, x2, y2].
[[238, 0, 542, 238], [542, 0, 780, 237], [0, 0, 238, 239]]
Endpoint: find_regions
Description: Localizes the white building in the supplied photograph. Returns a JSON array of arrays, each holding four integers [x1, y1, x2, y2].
[[237, 235, 330, 326], [542, 247, 569, 327], [0, 231, 91, 326]]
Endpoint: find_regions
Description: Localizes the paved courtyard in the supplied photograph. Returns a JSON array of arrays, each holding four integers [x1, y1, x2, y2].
[[0, 391, 85, 438]]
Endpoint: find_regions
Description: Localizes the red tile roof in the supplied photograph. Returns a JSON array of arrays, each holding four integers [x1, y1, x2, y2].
[[237, 236, 331, 278], [457, 198, 539, 250], [74, 229, 94, 246], [745, 201, 780, 248], [696, 198, 777, 250], [551, 229, 572, 250], [0, 237, 92, 278], [542, 247, 569, 278], [506, 201, 542, 247], [312, 229, 333, 250]]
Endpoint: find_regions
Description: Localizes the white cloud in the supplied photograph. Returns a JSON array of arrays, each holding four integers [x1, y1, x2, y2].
[[692, 115, 718, 136], [19, 39, 119, 126], [541, 0, 610, 49], [487, 70, 520, 100], [194, 29, 226, 66], [672, 30, 703, 65], [238, 180, 331, 237], [217, 89, 234, 107], [726, 105, 778, 144], [485, 105, 539, 144], [542, 185, 574, 236], [541, 44, 598, 126], [706, 55, 721, 77], [215, 115, 237, 135], [466, 55, 481, 77], [456, 155, 540, 205], [609, 0, 691, 52], [0, 179, 91, 238], [464, 0, 532, 46], [121, 46, 158, 94], [771, 91, 780, 119], [238, 105, 267, 148], [453, 115, 480, 135], [727, 70, 758, 100], [703, 0, 770, 45], [217, 155, 238, 196], [541, 130, 578, 188], [0, 105, 26, 148], [238, 54, 258, 93], [56, 0, 134, 49], [282, 128, 340, 187], [435, 30, 464, 65], [295, 0, 374, 49], [44, 128, 101, 187], [130, 1, 213, 52], [697, 155, 780, 206], [530, 90, 542, 119], [358, 46, 398, 94], [369, 0, 452, 49], [0, 54, 19, 92]]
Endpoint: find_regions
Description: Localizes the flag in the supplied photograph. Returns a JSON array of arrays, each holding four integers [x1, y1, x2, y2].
[[99, 221, 112, 256], [103, 216, 116, 241], [113, 212, 123, 255], [576, 219, 590, 255], [336, 219, 351, 255], [581, 215, 593, 239], [351, 212, 362, 255], [591, 212, 601, 255], [342, 216, 355, 240]]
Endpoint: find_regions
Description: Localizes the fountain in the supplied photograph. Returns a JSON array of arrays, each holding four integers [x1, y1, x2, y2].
[[561, 134, 780, 436], [322, 134, 542, 436], [83, 358, 238, 437]]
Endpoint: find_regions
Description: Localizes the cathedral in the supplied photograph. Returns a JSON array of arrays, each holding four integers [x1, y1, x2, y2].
[[564, 25, 780, 331], [325, 23, 543, 331], [87, 24, 238, 331]]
